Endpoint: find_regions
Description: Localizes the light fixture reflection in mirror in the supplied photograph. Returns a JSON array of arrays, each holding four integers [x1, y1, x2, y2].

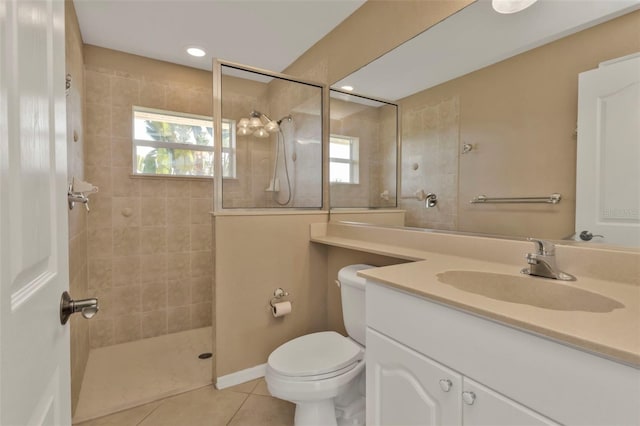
[[237, 110, 279, 138]]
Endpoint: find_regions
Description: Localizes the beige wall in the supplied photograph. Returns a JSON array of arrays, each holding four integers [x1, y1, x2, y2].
[[214, 213, 328, 377], [83, 46, 214, 348], [400, 10, 640, 239], [66, 0, 88, 415]]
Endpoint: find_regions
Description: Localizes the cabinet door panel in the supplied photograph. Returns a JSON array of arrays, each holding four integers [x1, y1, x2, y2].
[[462, 378, 559, 426], [367, 329, 462, 426]]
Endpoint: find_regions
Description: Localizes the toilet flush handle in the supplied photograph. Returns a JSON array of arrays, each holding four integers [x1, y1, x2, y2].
[[335, 280, 341, 288]]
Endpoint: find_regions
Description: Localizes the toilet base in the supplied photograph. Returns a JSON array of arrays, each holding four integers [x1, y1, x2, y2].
[[294, 399, 337, 426]]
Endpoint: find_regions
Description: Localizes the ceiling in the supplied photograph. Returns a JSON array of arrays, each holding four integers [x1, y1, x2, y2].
[[334, 0, 640, 101], [73, 0, 366, 73]]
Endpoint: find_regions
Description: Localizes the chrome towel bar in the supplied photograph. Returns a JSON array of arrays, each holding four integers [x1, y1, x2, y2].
[[470, 193, 561, 204]]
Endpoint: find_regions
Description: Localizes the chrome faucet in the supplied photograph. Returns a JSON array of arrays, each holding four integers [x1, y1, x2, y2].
[[521, 238, 575, 281]]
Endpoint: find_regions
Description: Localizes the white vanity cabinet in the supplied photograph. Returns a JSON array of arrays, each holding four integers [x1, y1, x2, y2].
[[367, 329, 558, 426], [366, 281, 640, 426]]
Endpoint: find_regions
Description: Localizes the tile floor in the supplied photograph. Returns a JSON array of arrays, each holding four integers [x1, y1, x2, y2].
[[74, 379, 294, 426]]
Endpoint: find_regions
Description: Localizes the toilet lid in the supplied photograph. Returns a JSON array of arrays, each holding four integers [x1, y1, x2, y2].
[[268, 331, 364, 378]]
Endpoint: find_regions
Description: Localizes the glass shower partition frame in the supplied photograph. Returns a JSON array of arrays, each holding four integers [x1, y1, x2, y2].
[[212, 59, 328, 212]]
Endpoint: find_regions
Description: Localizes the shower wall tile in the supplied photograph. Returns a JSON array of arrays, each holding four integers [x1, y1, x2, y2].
[[84, 50, 214, 349]]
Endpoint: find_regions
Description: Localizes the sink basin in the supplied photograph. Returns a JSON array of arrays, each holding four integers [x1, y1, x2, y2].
[[436, 270, 624, 312]]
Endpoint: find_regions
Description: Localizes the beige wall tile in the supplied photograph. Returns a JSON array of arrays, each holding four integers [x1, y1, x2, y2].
[[168, 279, 191, 307], [167, 226, 190, 252], [112, 256, 141, 287], [140, 81, 166, 109], [190, 251, 213, 278], [111, 105, 133, 139], [85, 135, 111, 167], [112, 196, 140, 228], [111, 76, 139, 106], [167, 252, 189, 280], [111, 137, 133, 169], [87, 227, 113, 259], [87, 196, 113, 230], [85, 166, 112, 196], [89, 318, 114, 348], [140, 180, 166, 198], [142, 310, 168, 338], [140, 254, 168, 284], [88, 258, 112, 290], [166, 180, 190, 198], [190, 224, 211, 251], [86, 103, 111, 136], [191, 302, 212, 328], [167, 201, 190, 226], [111, 285, 141, 316], [168, 306, 191, 333], [141, 198, 166, 226], [142, 282, 168, 312], [85, 70, 111, 105], [190, 198, 212, 224], [191, 275, 212, 303], [112, 168, 140, 196], [114, 313, 142, 344], [190, 180, 213, 198], [140, 226, 167, 254], [113, 226, 140, 256]]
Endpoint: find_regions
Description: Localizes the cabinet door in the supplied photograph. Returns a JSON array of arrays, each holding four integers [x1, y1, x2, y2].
[[462, 378, 559, 426], [367, 329, 462, 426]]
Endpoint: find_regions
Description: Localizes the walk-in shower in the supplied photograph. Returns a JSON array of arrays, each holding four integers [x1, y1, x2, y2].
[[215, 61, 323, 209]]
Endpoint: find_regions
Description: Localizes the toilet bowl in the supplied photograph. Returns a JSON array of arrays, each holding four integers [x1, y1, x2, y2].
[[265, 264, 375, 426]]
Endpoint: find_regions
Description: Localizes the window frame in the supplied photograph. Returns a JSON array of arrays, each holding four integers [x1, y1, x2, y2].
[[329, 134, 360, 184], [131, 106, 236, 178]]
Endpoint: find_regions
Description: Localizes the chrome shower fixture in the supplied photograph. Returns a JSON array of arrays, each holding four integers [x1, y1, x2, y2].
[[237, 110, 284, 138]]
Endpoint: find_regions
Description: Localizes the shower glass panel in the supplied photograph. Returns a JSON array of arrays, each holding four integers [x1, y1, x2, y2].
[[329, 90, 398, 208], [218, 63, 323, 209]]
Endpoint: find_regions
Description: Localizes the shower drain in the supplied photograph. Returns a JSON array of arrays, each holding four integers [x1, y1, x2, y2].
[[198, 352, 213, 359]]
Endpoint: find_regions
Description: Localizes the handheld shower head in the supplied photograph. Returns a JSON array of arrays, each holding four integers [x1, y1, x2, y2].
[[277, 115, 292, 125]]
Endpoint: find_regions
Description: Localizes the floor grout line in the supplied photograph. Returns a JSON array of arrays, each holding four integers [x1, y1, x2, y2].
[[226, 392, 251, 425], [135, 401, 164, 426]]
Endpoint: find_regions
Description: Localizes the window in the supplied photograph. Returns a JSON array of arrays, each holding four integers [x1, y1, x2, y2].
[[329, 134, 359, 184], [132, 107, 236, 178]]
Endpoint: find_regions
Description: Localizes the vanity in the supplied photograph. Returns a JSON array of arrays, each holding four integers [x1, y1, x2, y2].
[[311, 222, 640, 426]]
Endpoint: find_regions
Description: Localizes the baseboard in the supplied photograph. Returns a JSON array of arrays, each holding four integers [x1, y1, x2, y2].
[[215, 363, 266, 390]]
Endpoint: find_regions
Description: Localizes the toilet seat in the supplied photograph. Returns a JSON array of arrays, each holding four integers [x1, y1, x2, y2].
[[268, 331, 363, 380]]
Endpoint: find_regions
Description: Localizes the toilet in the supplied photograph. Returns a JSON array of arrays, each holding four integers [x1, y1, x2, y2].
[[265, 264, 375, 426]]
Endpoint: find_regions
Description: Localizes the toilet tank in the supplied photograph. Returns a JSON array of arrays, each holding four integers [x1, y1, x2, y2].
[[338, 264, 376, 346]]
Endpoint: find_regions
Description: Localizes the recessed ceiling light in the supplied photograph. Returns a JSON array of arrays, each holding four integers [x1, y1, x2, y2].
[[186, 47, 206, 57], [341, 85, 354, 91]]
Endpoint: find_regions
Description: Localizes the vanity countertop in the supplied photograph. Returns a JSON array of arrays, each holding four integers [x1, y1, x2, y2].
[[310, 222, 640, 366], [358, 256, 640, 367]]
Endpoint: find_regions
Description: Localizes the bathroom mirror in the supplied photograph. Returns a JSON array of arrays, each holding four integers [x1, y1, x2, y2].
[[331, 0, 640, 247], [329, 90, 399, 208]]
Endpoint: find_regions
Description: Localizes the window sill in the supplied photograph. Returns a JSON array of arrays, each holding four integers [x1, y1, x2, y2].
[[130, 174, 239, 182]]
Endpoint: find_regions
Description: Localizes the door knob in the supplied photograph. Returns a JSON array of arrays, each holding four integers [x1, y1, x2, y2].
[[60, 291, 99, 325], [579, 230, 604, 241]]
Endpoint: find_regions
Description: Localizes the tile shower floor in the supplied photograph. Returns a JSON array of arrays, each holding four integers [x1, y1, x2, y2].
[[73, 327, 214, 423]]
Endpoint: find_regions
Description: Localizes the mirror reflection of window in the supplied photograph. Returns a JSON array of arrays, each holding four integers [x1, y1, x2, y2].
[[329, 135, 359, 184]]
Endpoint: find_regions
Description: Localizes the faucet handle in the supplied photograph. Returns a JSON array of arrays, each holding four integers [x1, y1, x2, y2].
[[526, 238, 555, 256]]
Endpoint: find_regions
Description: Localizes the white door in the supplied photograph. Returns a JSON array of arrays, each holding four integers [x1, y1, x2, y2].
[[462, 378, 559, 426], [0, 0, 71, 425], [576, 53, 640, 247], [367, 328, 462, 426]]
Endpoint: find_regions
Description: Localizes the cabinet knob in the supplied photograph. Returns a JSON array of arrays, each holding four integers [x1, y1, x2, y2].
[[439, 379, 453, 392], [462, 391, 476, 405]]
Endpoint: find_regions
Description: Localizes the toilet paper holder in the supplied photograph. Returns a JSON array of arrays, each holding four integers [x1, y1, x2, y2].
[[270, 288, 290, 307]]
